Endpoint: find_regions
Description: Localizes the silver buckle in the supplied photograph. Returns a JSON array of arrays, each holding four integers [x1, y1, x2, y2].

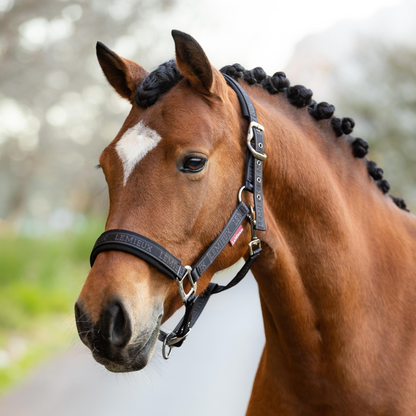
[[162, 329, 192, 360], [247, 121, 267, 161], [176, 266, 197, 304]]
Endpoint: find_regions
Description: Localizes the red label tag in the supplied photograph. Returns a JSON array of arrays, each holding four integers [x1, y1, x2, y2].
[[230, 225, 244, 246]]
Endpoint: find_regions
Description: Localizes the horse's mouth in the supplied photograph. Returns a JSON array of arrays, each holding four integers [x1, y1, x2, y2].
[[92, 321, 161, 373]]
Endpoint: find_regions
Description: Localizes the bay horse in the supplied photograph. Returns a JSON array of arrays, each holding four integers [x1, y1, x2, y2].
[[75, 30, 416, 415]]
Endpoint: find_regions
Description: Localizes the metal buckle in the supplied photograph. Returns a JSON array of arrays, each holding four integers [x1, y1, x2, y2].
[[162, 329, 192, 360], [248, 238, 261, 256], [247, 121, 267, 161], [176, 266, 197, 304]]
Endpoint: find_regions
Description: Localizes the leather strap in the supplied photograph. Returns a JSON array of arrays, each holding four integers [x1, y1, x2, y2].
[[223, 74, 266, 231], [90, 229, 187, 281], [244, 150, 254, 192], [223, 74, 257, 120], [191, 201, 249, 282], [90, 202, 249, 284], [158, 246, 262, 345], [253, 132, 266, 230], [211, 246, 262, 295]]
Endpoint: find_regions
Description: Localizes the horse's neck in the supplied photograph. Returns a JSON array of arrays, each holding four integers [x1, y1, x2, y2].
[[245, 86, 416, 404]]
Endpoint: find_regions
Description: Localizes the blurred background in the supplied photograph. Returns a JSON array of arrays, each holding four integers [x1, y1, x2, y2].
[[0, 0, 415, 414]]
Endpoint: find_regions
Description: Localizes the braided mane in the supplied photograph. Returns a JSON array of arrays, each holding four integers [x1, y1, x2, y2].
[[222, 63, 408, 212], [133, 60, 408, 212]]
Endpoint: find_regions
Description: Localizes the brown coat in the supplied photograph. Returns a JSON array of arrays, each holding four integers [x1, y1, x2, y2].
[[76, 31, 416, 415]]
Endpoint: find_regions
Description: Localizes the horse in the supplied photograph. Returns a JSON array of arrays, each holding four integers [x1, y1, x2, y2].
[[75, 30, 416, 415]]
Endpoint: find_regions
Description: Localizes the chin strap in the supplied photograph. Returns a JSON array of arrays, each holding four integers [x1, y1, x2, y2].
[[159, 243, 262, 359]]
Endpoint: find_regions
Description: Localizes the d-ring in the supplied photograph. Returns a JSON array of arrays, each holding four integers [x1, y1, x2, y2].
[[162, 334, 173, 359], [238, 186, 246, 203]]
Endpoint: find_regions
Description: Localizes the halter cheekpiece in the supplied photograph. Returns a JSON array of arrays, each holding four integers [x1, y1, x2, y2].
[[90, 74, 267, 359]]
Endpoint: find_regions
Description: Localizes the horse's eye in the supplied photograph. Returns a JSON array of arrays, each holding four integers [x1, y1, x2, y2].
[[182, 157, 207, 173]]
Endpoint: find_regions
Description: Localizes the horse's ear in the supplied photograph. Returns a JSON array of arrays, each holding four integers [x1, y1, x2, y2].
[[172, 30, 217, 95], [96, 42, 148, 103]]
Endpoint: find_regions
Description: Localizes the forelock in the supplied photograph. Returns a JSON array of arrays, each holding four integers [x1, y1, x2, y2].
[[135, 60, 183, 109]]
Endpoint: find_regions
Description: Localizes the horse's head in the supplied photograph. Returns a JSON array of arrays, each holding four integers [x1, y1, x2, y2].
[[75, 31, 254, 372]]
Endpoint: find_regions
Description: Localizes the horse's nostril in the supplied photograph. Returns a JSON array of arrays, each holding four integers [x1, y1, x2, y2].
[[104, 302, 132, 347], [75, 299, 132, 350]]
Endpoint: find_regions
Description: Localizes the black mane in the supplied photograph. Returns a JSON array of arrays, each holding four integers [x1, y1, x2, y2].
[[133, 60, 408, 212], [220, 63, 409, 212]]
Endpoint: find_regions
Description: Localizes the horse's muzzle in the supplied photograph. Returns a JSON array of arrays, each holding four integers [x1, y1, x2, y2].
[[74, 299, 161, 372]]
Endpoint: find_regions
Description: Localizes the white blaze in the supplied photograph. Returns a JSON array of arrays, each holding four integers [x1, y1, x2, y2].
[[116, 121, 162, 186]]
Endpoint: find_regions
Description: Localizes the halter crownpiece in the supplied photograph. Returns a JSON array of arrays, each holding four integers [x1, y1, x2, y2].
[[90, 73, 266, 359]]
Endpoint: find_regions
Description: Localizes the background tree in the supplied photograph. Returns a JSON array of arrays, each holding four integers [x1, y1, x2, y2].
[[0, 0, 177, 230], [333, 40, 416, 208]]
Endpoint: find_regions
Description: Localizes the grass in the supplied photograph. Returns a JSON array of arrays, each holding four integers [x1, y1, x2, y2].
[[0, 218, 104, 395]]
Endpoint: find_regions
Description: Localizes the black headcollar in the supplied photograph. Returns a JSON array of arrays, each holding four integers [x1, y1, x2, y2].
[[90, 73, 266, 358]]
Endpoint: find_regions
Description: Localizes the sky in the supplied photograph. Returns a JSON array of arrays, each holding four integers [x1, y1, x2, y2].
[[128, 0, 405, 74]]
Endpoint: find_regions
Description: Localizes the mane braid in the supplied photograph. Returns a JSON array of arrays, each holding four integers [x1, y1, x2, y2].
[[351, 138, 369, 158], [287, 85, 313, 108], [263, 72, 290, 94], [308, 100, 335, 120], [243, 67, 267, 85], [332, 117, 355, 137], [219, 63, 409, 212]]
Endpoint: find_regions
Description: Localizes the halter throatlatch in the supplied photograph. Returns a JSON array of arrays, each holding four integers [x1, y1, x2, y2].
[[90, 73, 266, 359]]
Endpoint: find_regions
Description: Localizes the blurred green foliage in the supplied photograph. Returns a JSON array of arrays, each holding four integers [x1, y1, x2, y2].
[[0, 218, 104, 393]]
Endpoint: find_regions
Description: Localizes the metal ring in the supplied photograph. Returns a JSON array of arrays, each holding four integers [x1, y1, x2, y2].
[[238, 186, 246, 203], [162, 334, 173, 360], [176, 266, 196, 304]]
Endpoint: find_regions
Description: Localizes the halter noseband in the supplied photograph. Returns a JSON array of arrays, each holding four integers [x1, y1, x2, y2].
[[90, 74, 267, 359]]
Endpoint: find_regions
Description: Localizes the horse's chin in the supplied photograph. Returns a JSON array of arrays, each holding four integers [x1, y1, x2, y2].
[[92, 323, 160, 373]]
